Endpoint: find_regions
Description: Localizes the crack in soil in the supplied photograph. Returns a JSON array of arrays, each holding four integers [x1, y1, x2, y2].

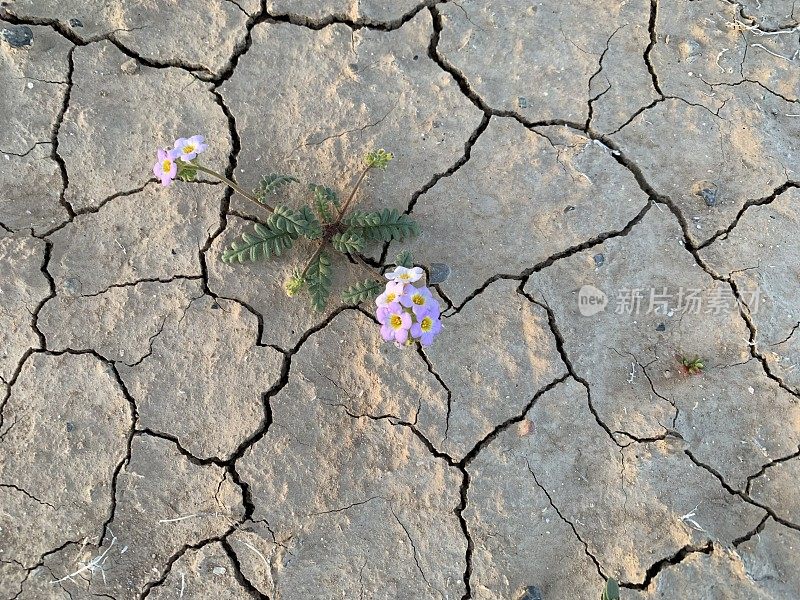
[[3, 0, 799, 595], [696, 180, 800, 250], [745, 445, 800, 494], [644, 0, 663, 96], [524, 459, 606, 579]]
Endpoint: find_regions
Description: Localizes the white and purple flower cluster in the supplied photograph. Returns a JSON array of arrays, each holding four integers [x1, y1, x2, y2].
[[152, 135, 208, 186], [377, 266, 443, 347]]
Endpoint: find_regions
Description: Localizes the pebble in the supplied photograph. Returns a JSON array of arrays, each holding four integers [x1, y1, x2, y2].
[[1, 25, 34, 48], [593, 253, 605, 267], [518, 96, 528, 109], [212, 566, 227, 575], [517, 586, 543, 600], [61, 277, 82, 296], [699, 187, 718, 207], [428, 262, 451, 284], [656, 322, 666, 331], [69, 18, 84, 28], [120, 58, 140, 74]]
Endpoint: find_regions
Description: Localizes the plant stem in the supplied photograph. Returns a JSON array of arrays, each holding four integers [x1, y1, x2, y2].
[[336, 165, 372, 221], [300, 243, 325, 279], [194, 165, 274, 213]]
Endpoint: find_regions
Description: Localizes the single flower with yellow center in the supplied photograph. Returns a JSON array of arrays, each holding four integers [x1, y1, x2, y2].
[[376, 280, 406, 309], [399, 285, 439, 318], [377, 304, 412, 344], [152, 148, 179, 186], [173, 134, 208, 162], [385, 265, 424, 284], [410, 310, 442, 347]]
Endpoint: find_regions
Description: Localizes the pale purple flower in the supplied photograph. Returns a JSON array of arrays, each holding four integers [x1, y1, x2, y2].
[[376, 280, 406, 308], [410, 312, 442, 347], [378, 304, 412, 344], [173, 135, 208, 161], [385, 265, 424, 284], [153, 148, 179, 186], [400, 286, 439, 318]]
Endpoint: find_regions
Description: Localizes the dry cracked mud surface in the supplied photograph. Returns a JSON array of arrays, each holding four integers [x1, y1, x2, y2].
[[1, 0, 799, 598]]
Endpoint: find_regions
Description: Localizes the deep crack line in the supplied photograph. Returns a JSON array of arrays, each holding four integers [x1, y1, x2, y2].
[[586, 26, 624, 130], [644, 0, 663, 97], [221, 538, 271, 599], [696, 180, 800, 250], [446, 199, 653, 316], [683, 448, 798, 531], [416, 345, 454, 444], [51, 45, 77, 219], [744, 445, 800, 494], [524, 459, 606, 579], [379, 113, 490, 266]]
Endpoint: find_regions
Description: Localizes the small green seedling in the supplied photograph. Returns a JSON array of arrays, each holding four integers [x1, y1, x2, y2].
[[678, 355, 706, 375], [601, 577, 620, 600]]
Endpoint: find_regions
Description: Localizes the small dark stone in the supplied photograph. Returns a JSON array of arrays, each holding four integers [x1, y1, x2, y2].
[[593, 253, 605, 267], [699, 187, 717, 207], [1, 25, 34, 48], [171, 248, 177, 255], [518, 96, 528, 108], [413, 54, 419, 60], [517, 586, 543, 600], [563, 205, 575, 213], [656, 322, 666, 331], [211, 302, 221, 309], [66, 421, 75, 432], [69, 18, 84, 28], [428, 262, 451, 285]]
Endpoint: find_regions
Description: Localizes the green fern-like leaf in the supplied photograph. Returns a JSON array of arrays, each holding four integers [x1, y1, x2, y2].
[[268, 205, 312, 235], [306, 251, 332, 312], [254, 174, 298, 202], [221, 222, 297, 264], [309, 184, 340, 223], [332, 229, 366, 254], [601, 578, 620, 600], [342, 279, 383, 304], [344, 210, 382, 228], [344, 209, 420, 242], [297, 206, 322, 240], [395, 250, 413, 268]]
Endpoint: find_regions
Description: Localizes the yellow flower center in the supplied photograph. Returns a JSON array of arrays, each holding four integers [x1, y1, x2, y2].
[[390, 314, 403, 329], [420, 316, 433, 332], [412, 293, 425, 306], [162, 159, 172, 171], [386, 292, 397, 303], [183, 144, 195, 154]]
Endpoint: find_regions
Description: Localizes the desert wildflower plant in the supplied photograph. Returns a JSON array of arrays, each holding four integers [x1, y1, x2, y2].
[[678, 355, 706, 376], [153, 135, 442, 348]]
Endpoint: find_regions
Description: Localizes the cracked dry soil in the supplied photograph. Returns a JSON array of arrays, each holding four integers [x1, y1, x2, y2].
[[1, 0, 799, 598]]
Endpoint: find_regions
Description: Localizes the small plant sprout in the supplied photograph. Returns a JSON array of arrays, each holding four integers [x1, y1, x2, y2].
[[678, 354, 706, 375], [154, 138, 440, 347], [601, 577, 620, 600]]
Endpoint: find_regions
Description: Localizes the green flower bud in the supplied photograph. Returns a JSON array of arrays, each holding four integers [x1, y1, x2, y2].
[[365, 149, 393, 170], [284, 270, 305, 297]]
